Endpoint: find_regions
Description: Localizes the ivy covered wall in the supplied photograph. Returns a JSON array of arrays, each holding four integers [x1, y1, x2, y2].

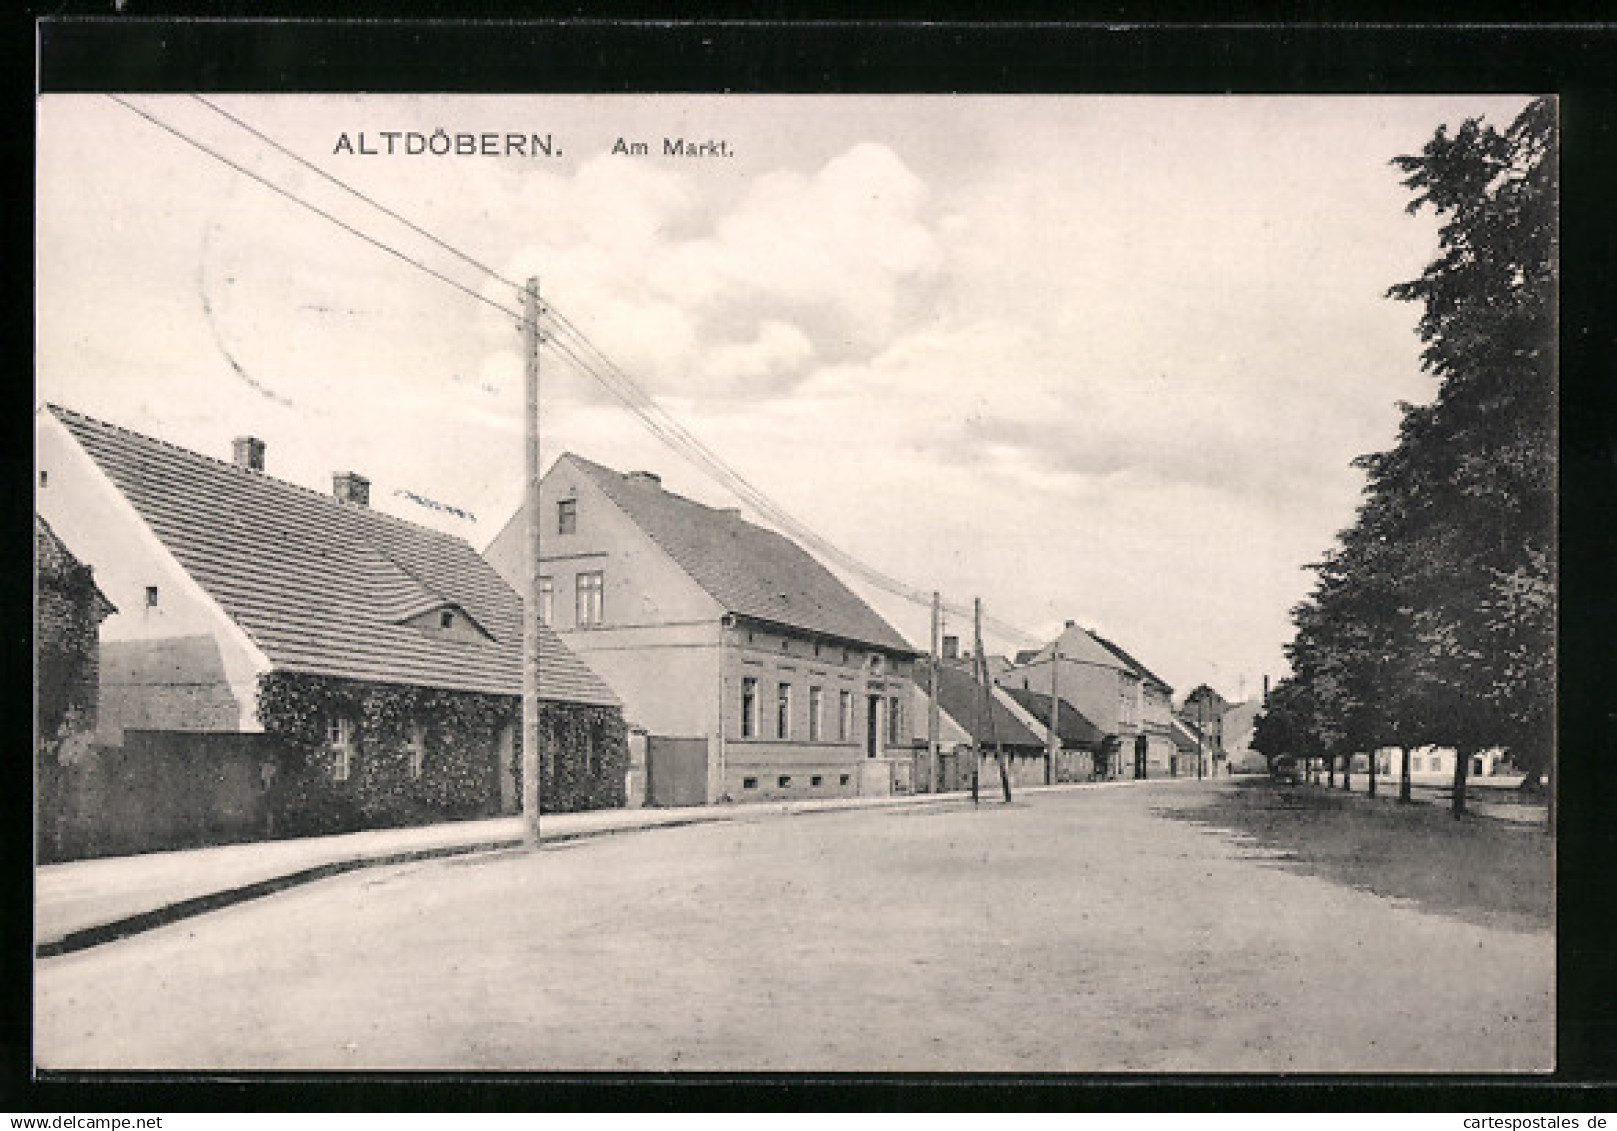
[[257, 671, 627, 836]]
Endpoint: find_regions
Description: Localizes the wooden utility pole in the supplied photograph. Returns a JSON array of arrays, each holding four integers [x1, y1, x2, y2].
[[928, 591, 941, 794], [1046, 650, 1060, 785], [974, 598, 1011, 803], [1197, 696, 1205, 781], [521, 277, 543, 847]]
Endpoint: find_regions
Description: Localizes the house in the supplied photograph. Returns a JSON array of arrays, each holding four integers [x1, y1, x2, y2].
[[914, 654, 1050, 790], [1371, 746, 1510, 780], [996, 620, 1175, 778], [1176, 685, 1230, 775], [997, 684, 1106, 782], [36, 516, 117, 861], [36, 405, 622, 859], [1090, 631, 1177, 777], [484, 453, 922, 805], [901, 678, 976, 794]]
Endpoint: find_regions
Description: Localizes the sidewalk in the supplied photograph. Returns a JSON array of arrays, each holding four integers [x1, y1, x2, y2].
[[36, 779, 1171, 956]]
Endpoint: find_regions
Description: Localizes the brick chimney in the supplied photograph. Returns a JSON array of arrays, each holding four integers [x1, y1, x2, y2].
[[232, 436, 265, 472], [942, 634, 959, 660], [333, 471, 370, 507]]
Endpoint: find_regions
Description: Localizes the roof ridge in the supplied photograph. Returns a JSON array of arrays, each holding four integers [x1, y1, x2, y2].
[[46, 403, 475, 550]]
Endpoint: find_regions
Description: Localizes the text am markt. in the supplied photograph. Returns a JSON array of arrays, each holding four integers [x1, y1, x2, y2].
[[611, 137, 734, 158]]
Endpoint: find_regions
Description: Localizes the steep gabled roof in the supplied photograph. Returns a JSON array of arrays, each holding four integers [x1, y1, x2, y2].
[[48, 405, 616, 706], [565, 454, 917, 655], [916, 658, 1044, 750], [1088, 631, 1174, 695], [998, 686, 1106, 749]]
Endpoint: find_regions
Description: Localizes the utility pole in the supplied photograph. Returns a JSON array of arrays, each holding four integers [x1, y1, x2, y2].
[[968, 611, 980, 806], [1197, 695, 1206, 781], [974, 598, 1011, 803], [521, 277, 543, 848], [928, 591, 941, 794], [1046, 650, 1060, 785]]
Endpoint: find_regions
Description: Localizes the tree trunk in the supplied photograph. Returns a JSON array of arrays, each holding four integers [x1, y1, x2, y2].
[[1399, 746, 1411, 802], [1545, 754, 1555, 837], [1342, 754, 1352, 792], [1450, 745, 1471, 818], [1327, 754, 1336, 789], [1368, 748, 1378, 797]]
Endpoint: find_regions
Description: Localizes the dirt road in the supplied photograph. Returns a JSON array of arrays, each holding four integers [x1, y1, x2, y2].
[[35, 780, 1552, 1072]]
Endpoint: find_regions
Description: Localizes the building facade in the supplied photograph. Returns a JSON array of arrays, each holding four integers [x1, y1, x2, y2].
[[485, 454, 921, 804], [37, 406, 623, 858], [996, 621, 1176, 778]]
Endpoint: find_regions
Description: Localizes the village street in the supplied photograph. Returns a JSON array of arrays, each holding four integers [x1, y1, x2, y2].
[[34, 779, 1553, 1074]]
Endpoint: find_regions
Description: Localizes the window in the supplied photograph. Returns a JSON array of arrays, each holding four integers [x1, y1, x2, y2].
[[538, 576, 553, 625], [38, 469, 47, 488], [439, 610, 455, 629], [145, 585, 159, 608], [811, 775, 823, 787], [777, 682, 792, 740], [809, 686, 824, 741], [576, 571, 604, 627], [743, 776, 758, 789], [888, 696, 902, 746], [778, 775, 792, 788], [839, 774, 850, 786], [839, 690, 853, 742], [741, 677, 758, 738], [326, 716, 354, 782], [557, 498, 577, 534], [406, 722, 426, 780]]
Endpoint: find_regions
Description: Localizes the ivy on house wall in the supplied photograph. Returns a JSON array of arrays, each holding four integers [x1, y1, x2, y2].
[[256, 671, 626, 836]]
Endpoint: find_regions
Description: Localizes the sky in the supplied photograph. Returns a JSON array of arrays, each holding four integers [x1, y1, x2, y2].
[[35, 93, 1536, 703]]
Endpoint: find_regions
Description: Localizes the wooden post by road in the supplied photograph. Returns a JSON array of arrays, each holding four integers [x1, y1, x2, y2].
[[928, 591, 941, 793], [1046, 650, 1059, 785]]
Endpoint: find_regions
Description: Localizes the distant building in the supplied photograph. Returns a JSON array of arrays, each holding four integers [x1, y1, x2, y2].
[[915, 654, 1050, 790], [37, 406, 622, 859], [997, 621, 1175, 778], [485, 454, 921, 805]]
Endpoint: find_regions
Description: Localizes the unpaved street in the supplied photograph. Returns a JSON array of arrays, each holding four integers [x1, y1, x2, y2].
[[35, 781, 1552, 1072]]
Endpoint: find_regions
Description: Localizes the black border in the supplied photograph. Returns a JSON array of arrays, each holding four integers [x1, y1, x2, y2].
[[16, 13, 1617, 1113]]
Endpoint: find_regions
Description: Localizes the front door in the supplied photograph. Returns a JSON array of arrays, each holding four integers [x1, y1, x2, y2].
[[866, 696, 880, 757]]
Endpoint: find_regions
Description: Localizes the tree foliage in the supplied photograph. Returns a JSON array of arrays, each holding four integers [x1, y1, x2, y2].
[[1257, 99, 1556, 810]]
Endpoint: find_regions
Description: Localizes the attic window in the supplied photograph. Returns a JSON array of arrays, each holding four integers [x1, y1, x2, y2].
[[145, 586, 159, 608], [557, 498, 577, 535], [38, 470, 47, 488], [439, 610, 455, 629]]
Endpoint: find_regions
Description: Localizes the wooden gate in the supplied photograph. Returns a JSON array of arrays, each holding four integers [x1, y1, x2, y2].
[[646, 736, 708, 807]]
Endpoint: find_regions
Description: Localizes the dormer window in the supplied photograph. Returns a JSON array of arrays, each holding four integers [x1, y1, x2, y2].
[[439, 610, 455, 629], [557, 498, 577, 535]]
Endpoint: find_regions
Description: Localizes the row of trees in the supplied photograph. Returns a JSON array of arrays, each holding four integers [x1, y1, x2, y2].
[[1253, 99, 1556, 821]]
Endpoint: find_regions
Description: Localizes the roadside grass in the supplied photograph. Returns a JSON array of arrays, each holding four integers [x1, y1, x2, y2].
[[1166, 778, 1553, 932]]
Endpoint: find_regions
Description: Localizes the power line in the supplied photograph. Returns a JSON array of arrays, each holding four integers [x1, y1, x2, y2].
[[133, 94, 1044, 646], [109, 95, 528, 328], [190, 95, 525, 295]]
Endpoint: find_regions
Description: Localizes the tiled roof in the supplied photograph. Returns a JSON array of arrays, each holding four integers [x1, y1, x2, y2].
[[916, 658, 1045, 750], [998, 686, 1106, 749], [49, 406, 616, 706], [1089, 632, 1174, 695], [566, 454, 917, 655]]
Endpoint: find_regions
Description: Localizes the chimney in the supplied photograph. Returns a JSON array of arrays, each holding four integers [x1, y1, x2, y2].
[[942, 635, 959, 660], [1064, 619, 1076, 628], [232, 436, 265, 472], [626, 470, 662, 488], [333, 471, 370, 507]]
